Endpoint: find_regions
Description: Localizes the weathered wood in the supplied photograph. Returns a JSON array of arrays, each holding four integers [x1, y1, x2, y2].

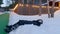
[[51, 0, 55, 18], [47, 0, 51, 18], [59, 2, 60, 9], [13, 0, 58, 15], [39, 0, 42, 16]]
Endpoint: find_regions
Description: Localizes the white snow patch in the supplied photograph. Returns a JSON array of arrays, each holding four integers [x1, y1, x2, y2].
[[9, 10, 60, 34]]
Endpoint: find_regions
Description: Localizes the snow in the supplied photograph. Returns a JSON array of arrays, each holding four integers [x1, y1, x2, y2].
[[8, 10, 60, 34], [1, 0, 12, 7], [50, 0, 60, 2], [0, 0, 60, 34]]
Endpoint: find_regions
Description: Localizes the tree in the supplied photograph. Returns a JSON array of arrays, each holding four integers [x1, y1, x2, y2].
[[0, 0, 3, 5]]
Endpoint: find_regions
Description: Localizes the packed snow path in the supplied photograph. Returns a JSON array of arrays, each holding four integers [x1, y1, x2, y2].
[[8, 10, 60, 34]]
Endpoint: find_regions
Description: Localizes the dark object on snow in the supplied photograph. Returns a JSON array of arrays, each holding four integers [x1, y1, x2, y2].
[[4, 19, 43, 33]]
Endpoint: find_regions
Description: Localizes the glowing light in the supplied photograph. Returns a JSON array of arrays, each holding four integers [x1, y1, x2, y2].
[[42, 6, 47, 8], [19, 4, 24, 7], [32, 5, 40, 8]]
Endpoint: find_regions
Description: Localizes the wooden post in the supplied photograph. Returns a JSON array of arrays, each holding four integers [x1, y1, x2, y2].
[[26, 0, 29, 7], [22, 0, 24, 15], [27, 0, 29, 15], [47, 0, 50, 18], [59, 2, 60, 9], [18, 0, 19, 10], [51, 0, 55, 18], [39, 0, 42, 16]]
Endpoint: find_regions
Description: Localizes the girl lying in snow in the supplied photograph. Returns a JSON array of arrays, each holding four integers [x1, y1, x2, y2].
[[5, 19, 43, 33], [4, 0, 60, 34], [5, 10, 60, 34]]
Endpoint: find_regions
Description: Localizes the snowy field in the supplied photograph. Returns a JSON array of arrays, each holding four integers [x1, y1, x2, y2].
[[8, 10, 60, 34]]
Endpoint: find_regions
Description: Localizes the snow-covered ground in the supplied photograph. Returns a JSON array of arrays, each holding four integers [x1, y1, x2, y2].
[[8, 10, 60, 34]]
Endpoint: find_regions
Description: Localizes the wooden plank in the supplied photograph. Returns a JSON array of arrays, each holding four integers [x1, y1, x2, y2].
[[51, 0, 55, 17], [47, 0, 51, 18], [59, 2, 60, 9], [39, 0, 42, 16]]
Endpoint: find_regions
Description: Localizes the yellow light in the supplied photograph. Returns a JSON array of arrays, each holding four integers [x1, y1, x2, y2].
[[42, 6, 47, 8], [32, 5, 40, 8], [19, 4, 24, 7], [13, 4, 18, 10]]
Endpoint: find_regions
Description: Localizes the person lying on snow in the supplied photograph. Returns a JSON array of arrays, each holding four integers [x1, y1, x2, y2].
[[4, 11, 43, 34]]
